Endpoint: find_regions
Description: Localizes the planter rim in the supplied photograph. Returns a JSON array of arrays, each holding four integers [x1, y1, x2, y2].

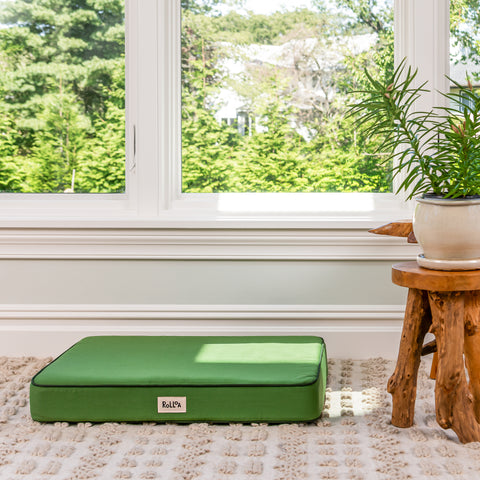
[[416, 196, 480, 206]]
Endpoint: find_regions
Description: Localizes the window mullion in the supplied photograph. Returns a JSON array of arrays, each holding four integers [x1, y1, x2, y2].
[[393, 0, 450, 201], [395, 0, 450, 107], [133, 0, 161, 217]]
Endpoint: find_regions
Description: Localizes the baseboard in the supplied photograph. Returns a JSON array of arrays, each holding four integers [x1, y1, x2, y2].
[[0, 304, 405, 359]]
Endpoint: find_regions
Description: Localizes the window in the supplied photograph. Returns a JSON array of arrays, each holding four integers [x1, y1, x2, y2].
[[181, 0, 394, 195], [0, 0, 452, 259], [0, 0, 125, 194]]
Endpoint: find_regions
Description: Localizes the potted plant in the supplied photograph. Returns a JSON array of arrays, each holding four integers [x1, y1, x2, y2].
[[349, 60, 480, 270]]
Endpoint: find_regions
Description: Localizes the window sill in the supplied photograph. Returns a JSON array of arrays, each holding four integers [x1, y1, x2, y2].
[[0, 192, 417, 259]]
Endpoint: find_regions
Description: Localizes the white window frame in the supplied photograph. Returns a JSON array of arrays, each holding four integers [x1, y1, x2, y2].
[[0, 0, 449, 259]]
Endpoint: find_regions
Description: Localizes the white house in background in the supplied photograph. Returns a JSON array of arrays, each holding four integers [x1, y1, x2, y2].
[[212, 34, 377, 137], [450, 42, 480, 86]]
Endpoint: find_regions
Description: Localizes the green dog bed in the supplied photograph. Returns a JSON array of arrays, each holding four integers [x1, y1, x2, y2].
[[30, 335, 327, 423]]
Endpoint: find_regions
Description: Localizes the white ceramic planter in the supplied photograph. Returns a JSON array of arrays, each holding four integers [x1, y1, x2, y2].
[[413, 196, 480, 270]]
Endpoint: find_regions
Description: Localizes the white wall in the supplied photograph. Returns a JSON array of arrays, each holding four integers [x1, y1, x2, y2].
[[0, 258, 410, 358]]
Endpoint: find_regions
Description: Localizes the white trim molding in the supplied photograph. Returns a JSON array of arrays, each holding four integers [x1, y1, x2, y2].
[[0, 303, 405, 358], [0, 227, 420, 259]]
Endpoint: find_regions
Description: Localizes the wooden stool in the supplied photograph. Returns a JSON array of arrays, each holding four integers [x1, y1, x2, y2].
[[390, 262, 480, 443]]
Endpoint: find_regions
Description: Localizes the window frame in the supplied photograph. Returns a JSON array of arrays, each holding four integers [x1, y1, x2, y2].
[[0, 0, 449, 259]]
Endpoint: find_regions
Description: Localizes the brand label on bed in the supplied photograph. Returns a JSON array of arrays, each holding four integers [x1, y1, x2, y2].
[[157, 397, 187, 413]]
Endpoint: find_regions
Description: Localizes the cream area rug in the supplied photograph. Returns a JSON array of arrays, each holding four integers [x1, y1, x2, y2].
[[1, 356, 480, 480]]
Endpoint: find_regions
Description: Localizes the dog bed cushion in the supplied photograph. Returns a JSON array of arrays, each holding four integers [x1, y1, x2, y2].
[[30, 335, 327, 422]]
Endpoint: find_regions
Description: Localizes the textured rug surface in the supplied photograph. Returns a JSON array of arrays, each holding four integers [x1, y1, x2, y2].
[[1, 356, 480, 480]]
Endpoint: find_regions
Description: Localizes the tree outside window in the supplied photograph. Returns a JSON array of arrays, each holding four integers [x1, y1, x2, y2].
[[0, 0, 125, 193]]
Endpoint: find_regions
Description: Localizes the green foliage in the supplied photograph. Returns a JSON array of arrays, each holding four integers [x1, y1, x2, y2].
[[305, 111, 391, 192], [330, 0, 393, 35], [306, 150, 390, 192], [450, 0, 480, 71], [181, 0, 231, 15], [208, 8, 338, 45], [76, 59, 125, 193], [0, 0, 125, 193], [349, 60, 480, 199], [181, 8, 239, 192], [338, 0, 394, 93], [26, 87, 89, 192], [182, 91, 239, 192], [232, 101, 310, 192], [0, 100, 25, 191], [0, 0, 124, 112], [435, 81, 480, 197]]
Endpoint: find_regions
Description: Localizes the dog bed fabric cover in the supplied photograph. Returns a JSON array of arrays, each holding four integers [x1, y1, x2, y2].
[[30, 336, 327, 422]]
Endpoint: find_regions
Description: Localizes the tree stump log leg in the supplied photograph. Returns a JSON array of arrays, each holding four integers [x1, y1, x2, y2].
[[430, 351, 438, 380], [429, 291, 480, 443], [387, 288, 431, 428], [464, 291, 480, 423]]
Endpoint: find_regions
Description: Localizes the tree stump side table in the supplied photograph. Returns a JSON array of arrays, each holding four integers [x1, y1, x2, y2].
[[390, 261, 480, 443]]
